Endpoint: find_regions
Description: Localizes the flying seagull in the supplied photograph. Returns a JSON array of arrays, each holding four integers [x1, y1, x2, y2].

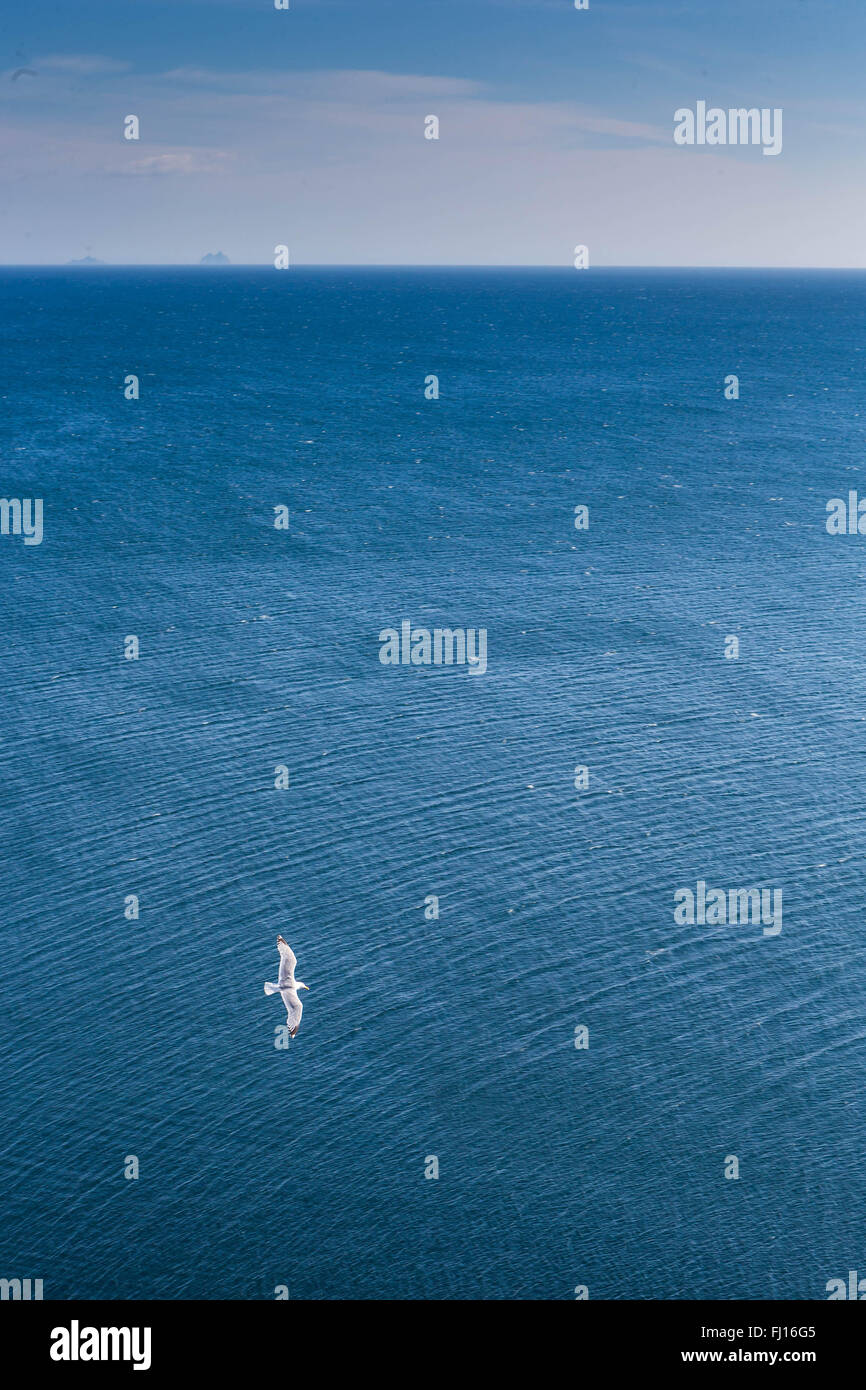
[[264, 936, 309, 1036]]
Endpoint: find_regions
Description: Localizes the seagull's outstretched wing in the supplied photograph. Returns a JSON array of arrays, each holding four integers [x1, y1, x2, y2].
[[280, 988, 303, 1037], [277, 936, 297, 988]]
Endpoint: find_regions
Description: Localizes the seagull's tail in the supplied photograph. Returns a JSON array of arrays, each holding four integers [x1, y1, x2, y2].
[[264, 981, 280, 996]]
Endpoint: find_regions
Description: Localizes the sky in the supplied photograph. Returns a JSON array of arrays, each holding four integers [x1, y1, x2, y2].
[[1, 0, 864, 266]]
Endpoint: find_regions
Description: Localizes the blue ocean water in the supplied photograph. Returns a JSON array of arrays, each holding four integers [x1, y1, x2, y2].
[[1, 267, 866, 1300]]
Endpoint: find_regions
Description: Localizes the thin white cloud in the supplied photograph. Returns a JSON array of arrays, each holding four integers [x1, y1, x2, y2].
[[119, 150, 236, 176], [37, 54, 132, 74], [161, 67, 483, 100]]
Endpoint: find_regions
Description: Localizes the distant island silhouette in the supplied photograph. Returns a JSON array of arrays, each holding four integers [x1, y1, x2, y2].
[[67, 256, 104, 265], [200, 252, 231, 265]]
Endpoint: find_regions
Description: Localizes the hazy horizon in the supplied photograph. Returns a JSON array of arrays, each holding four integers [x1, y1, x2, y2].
[[6, 263, 866, 271]]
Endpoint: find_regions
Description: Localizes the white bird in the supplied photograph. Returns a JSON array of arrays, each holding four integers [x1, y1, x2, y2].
[[264, 936, 309, 1037]]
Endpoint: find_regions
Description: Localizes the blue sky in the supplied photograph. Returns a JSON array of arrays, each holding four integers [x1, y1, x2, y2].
[[2, 0, 864, 264]]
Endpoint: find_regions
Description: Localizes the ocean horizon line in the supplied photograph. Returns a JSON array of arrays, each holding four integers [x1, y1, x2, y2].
[[2, 262, 866, 272]]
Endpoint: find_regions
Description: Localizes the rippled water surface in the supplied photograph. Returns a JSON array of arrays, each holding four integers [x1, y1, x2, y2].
[[2, 268, 865, 1298]]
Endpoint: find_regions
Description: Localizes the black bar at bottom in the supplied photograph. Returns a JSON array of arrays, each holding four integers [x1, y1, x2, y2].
[[1, 1299, 860, 1376]]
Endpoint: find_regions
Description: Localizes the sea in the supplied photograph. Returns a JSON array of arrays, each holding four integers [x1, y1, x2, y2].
[[1, 266, 865, 1300]]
